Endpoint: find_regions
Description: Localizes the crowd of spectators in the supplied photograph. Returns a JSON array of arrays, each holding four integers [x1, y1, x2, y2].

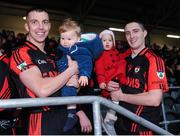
[[151, 43, 180, 86]]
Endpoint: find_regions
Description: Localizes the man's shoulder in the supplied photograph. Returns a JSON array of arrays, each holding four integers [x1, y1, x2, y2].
[[145, 48, 164, 63], [12, 44, 29, 53]]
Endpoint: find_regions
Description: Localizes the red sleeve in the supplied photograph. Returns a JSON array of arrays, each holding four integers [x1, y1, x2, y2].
[[148, 55, 169, 92], [10, 48, 35, 75], [95, 55, 106, 84], [119, 48, 131, 60]]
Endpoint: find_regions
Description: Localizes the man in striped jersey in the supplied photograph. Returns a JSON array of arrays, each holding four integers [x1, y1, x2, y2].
[[106, 21, 168, 135], [10, 7, 79, 135]]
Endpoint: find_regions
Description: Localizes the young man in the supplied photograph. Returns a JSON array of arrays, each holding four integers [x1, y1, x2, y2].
[[107, 21, 168, 135], [10, 8, 79, 135]]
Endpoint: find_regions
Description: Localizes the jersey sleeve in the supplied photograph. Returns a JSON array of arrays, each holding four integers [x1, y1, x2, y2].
[[10, 48, 36, 75], [148, 56, 169, 92]]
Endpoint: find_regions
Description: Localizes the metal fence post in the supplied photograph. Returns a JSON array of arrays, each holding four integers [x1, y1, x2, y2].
[[93, 101, 102, 135], [161, 98, 168, 130]]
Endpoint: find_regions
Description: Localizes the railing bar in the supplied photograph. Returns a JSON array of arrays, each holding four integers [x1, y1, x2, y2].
[[0, 96, 173, 135], [93, 101, 102, 135], [100, 100, 173, 135], [161, 98, 168, 130]]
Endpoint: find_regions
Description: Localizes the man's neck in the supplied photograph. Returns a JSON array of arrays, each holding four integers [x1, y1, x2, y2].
[[132, 45, 145, 54], [131, 45, 145, 58], [36, 43, 45, 53], [27, 36, 46, 53]]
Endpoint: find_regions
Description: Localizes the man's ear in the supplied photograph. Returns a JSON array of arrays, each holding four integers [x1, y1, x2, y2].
[[144, 30, 147, 38], [49, 22, 51, 30], [24, 23, 29, 32]]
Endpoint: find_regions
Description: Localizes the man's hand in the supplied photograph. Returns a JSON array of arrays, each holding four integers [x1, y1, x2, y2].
[[76, 111, 92, 134], [67, 55, 79, 75], [106, 81, 120, 92], [110, 88, 124, 101]]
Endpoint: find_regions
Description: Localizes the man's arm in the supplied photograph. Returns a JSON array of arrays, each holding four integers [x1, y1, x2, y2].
[[110, 88, 163, 107], [19, 57, 78, 97], [76, 110, 92, 133]]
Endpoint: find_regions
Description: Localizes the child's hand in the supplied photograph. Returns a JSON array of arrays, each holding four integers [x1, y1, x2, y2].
[[79, 76, 88, 86], [99, 82, 106, 89]]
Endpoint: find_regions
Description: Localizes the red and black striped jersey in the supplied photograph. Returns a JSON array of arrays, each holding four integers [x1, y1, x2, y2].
[[120, 47, 168, 133], [0, 54, 11, 112], [10, 41, 60, 111]]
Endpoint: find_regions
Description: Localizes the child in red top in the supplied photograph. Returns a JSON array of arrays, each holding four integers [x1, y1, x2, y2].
[[95, 30, 127, 134]]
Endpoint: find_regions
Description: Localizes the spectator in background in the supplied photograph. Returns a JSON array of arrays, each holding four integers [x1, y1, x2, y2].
[[10, 7, 79, 135], [0, 33, 6, 55], [1, 30, 17, 57], [174, 49, 180, 85], [45, 38, 58, 58], [107, 21, 169, 135], [16, 33, 26, 46]]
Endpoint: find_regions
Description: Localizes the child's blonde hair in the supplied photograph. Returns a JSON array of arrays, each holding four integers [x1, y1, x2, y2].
[[59, 18, 81, 37]]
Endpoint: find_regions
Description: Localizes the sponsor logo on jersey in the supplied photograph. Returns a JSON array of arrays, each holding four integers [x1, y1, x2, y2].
[[37, 59, 47, 64], [156, 71, 165, 79], [17, 62, 27, 71], [126, 76, 140, 89], [134, 66, 140, 73]]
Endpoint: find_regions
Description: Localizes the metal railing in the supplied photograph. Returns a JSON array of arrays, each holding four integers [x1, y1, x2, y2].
[[0, 96, 173, 135], [160, 87, 180, 132]]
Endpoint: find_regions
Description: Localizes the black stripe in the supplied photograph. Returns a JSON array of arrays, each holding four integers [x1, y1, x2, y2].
[[17, 49, 24, 63], [147, 49, 161, 71], [0, 54, 6, 60], [1, 88, 10, 99], [13, 50, 21, 65]]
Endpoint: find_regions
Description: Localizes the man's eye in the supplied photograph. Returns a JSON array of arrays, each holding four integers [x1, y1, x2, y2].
[[43, 21, 49, 24], [134, 29, 139, 33], [30, 20, 38, 25]]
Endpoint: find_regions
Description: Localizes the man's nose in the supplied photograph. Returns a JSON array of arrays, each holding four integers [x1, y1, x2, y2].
[[39, 22, 44, 29], [130, 32, 134, 38]]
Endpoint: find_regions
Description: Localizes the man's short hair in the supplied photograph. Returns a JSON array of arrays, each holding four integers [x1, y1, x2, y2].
[[26, 7, 48, 17], [124, 19, 147, 31]]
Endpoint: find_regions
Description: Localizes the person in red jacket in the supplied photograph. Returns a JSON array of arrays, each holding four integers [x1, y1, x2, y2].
[[95, 30, 130, 134]]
